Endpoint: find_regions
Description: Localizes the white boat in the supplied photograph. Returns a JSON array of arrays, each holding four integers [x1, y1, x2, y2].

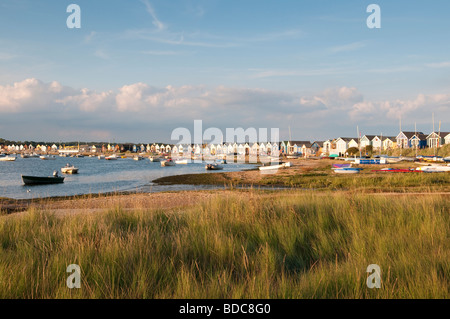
[[415, 165, 450, 173], [0, 156, 16, 162], [174, 159, 189, 164], [150, 156, 162, 162], [133, 156, 143, 161], [98, 155, 105, 159], [61, 164, 79, 174], [386, 157, 402, 164], [105, 154, 118, 160], [258, 162, 291, 171], [333, 167, 362, 174], [205, 163, 223, 170], [40, 155, 56, 160], [21, 154, 30, 158], [161, 159, 175, 167]]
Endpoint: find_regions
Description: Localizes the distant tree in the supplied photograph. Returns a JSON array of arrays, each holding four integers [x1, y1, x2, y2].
[[346, 147, 359, 156]]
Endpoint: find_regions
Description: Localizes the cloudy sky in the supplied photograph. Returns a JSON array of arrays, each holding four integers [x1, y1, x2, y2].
[[0, 0, 449, 143]]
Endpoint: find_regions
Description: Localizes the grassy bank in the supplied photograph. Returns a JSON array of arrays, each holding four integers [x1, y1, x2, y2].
[[0, 191, 448, 298], [153, 169, 450, 193]]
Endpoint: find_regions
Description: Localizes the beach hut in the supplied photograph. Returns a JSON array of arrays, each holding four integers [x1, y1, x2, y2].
[[427, 132, 449, 148]]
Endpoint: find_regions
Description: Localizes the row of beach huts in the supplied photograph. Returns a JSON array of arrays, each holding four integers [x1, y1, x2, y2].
[[1, 130, 449, 157]]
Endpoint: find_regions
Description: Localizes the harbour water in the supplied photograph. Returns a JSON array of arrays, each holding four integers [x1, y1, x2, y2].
[[0, 156, 255, 199]]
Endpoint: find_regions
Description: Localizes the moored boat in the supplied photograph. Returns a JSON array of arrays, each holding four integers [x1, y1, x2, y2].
[[105, 154, 118, 160], [61, 163, 79, 174], [40, 155, 56, 160], [174, 159, 189, 164], [0, 156, 16, 161], [22, 174, 65, 185], [161, 159, 175, 167], [205, 163, 223, 170], [150, 156, 162, 162]]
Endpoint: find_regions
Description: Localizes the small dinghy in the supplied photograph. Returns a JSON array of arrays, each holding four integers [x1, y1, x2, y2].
[[205, 163, 223, 170], [0, 156, 16, 161], [22, 171, 65, 185], [61, 163, 79, 174], [161, 159, 175, 166], [333, 167, 362, 174], [39, 155, 56, 160], [258, 162, 291, 171]]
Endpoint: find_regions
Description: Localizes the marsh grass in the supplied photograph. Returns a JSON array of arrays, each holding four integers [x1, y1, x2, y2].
[[0, 192, 448, 298], [263, 171, 450, 192]]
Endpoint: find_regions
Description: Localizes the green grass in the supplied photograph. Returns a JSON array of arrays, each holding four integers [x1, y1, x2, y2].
[[0, 191, 448, 298], [262, 172, 450, 192]]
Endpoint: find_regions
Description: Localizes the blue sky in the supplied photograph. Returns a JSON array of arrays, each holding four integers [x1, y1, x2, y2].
[[1, 0, 449, 143]]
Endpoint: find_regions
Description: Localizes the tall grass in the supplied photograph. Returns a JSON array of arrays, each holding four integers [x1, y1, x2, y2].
[[0, 192, 448, 298], [263, 171, 450, 192]]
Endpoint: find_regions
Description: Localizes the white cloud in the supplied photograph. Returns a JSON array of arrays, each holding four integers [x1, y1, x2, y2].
[[140, 0, 166, 31], [1, 78, 449, 142]]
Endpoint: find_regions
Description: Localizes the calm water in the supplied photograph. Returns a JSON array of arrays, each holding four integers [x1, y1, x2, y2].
[[0, 156, 255, 199]]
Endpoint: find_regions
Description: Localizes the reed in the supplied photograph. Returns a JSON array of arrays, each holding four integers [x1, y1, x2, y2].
[[0, 191, 448, 298]]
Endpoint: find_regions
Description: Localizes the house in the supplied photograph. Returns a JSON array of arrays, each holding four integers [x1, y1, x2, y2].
[[409, 133, 427, 149], [335, 138, 358, 156], [259, 142, 267, 155], [311, 141, 324, 155], [445, 133, 450, 145], [300, 142, 313, 157], [382, 137, 396, 151], [322, 140, 334, 155], [360, 135, 376, 149], [251, 143, 259, 155], [427, 132, 450, 148], [286, 141, 311, 155], [396, 131, 423, 148]]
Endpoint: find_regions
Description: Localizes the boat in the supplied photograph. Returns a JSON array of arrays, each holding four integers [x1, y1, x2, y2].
[[105, 154, 118, 160], [0, 156, 16, 161], [333, 167, 363, 174], [332, 163, 352, 168], [21, 154, 30, 158], [371, 168, 415, 173], [205, 163, 223, 170], [22, 173, 65, 185], [76, 154, 84, 158], [443, 157, 450, 163], [133, 156, 143, 161], [415, 165, 450, 173], [98, 155, 105, 159], [258, 162, 291, 171], [386, 157, 402, 164], [150, 156, 162, 162], [174, 159, 189, 164], [40, 155, 56, 160], [161, 159, 175, 167], [61, 163, 79, 174]]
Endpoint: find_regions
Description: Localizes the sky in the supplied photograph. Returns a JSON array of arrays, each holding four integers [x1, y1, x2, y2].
[[0, 0, 449, 143]]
